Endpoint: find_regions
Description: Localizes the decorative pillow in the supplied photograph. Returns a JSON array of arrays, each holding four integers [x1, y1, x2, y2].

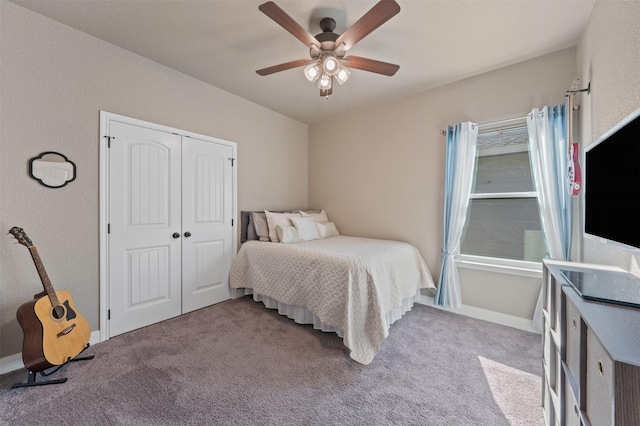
[[301, 210, 329, 223], [290, 217, 321, 241], [265, 211, 302, 243], [251, 212, 271, 242], [276, 225, 300, 244], [317, 222, 340, 239]]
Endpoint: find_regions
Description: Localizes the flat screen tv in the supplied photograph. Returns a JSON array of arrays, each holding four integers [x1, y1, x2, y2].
[[584, 107, 640, 252]]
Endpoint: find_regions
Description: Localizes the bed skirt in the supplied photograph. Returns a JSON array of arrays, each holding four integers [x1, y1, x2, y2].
[[230, 287, 423, 339]]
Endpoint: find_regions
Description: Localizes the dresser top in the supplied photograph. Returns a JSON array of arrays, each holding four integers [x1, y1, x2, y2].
[[545, 259, 640, 366]]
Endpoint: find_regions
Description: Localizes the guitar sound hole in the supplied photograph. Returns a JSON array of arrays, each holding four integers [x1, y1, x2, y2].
[[52, 305, 65, 320]]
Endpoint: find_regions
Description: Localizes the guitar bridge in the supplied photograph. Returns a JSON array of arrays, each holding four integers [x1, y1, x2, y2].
[[57, 323, 76, 338]]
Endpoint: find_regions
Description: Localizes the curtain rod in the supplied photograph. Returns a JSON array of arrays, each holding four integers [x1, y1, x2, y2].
[[439, 79, 590, 136]]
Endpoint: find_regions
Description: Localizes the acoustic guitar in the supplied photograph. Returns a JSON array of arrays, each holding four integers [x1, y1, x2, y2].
[[9, 227, 90, 372]]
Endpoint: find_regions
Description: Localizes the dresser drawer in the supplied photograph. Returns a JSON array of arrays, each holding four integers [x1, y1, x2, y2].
[[586, 328, 613, 426], [563, 369, 583, 426], [613, 363, 640, 425], [543, 379, 560, 426], [543, 321, 560, 393], [543, 266, 564, 331], [564, 296, 583, 383], [553, 275, 564, 332]]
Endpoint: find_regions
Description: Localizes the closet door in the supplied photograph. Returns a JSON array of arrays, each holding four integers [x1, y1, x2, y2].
[[181, 137, 233, 313], [108, 121, 183, 337]]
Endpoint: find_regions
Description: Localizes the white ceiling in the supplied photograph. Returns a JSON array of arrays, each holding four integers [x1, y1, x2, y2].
[[12, 0, 595, 125]]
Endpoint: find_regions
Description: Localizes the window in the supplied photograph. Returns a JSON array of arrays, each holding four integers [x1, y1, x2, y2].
[[460, 118, 545, 264]]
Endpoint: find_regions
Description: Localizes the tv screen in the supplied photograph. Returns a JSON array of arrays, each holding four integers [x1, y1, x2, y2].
[[585, 108, 640, 251]]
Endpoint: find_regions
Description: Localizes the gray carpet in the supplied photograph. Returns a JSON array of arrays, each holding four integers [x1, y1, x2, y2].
[[0, 297, 543, 425]]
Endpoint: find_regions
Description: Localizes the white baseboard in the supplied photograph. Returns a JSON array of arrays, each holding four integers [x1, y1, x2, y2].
[[0, 353, 24, 376], [418, 296, 541, 335], [0, 330, 102, 375]]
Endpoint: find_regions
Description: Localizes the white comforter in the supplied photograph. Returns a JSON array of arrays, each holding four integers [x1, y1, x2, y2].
[[229, 236, 436, 364]]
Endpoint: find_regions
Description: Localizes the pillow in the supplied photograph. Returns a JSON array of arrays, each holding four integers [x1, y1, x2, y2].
[[290, 217, 321, 241], [246, 213, 258, 241], [317, 222, 340, 239], [276, 225, 300, 244], [265, 211, 302, 243], [301, 210, 329, 223], [251, 212, 271, 242]]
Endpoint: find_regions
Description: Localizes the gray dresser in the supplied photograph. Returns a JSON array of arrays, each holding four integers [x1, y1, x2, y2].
[[542, 259, 640, 426]]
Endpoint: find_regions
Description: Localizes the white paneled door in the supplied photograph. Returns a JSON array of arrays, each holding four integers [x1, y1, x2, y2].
[[106, 116, 234, 338], [181, 137, 233, 313]]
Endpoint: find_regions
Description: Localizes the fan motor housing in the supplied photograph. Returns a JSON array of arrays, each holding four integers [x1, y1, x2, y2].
[[313, 18, 341, 57]]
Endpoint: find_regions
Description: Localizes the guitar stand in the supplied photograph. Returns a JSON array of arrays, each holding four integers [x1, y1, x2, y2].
[[11, 345, 94, 389]]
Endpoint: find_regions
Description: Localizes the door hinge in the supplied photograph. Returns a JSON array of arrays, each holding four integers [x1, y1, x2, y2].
[[229, 157, 235, 167], [104, 135, 114, 148], [107, 224, 110, 234], [232, 219, 234, 226], [108, 309, 111, 320]]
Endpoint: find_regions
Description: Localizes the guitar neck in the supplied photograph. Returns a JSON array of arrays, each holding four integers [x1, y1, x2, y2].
[[568, 77, 580, 145], [567, 90, 575, 145], [28, 246, 60, 307]]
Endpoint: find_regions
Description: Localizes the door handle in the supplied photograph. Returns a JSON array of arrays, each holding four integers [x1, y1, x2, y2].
[[184, 232, 192, 238], [172, 232, 180, 239]]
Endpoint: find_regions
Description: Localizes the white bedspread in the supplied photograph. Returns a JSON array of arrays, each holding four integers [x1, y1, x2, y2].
[[229, 236, 436, 364]]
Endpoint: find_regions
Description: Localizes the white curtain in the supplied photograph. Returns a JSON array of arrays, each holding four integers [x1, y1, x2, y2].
[[527, 104, 572, 328], [434, 122, 478, 308]]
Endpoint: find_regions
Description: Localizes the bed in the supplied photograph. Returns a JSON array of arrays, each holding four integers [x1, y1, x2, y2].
[[230, 210, 436, 364]]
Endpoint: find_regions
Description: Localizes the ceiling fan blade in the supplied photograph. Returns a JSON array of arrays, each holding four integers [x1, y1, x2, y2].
[[335, 0, 400, 51], [259, 2, 321, 49], [343, 55, 399, 76], [256, 59, 312, 76]]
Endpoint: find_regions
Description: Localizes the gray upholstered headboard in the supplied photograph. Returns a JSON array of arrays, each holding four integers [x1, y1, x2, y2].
[[240, 211, 254, 243]]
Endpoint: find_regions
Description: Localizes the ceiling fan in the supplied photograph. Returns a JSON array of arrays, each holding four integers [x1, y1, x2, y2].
[[256, 0, 400, 97]]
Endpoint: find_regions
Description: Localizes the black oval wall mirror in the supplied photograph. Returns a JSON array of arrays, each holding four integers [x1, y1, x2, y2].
[[29, 152, 76, 188]]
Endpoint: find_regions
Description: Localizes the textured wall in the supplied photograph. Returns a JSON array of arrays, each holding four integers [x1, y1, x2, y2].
[[308, 48, 577, 319], [0, 2, 308, 359], [576, 1, 640, 273]]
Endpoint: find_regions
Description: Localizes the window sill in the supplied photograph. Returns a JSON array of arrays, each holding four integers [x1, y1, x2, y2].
[[455, 255, 543, 279]]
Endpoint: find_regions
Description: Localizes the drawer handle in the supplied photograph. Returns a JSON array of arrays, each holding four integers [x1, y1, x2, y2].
[[598, 359, 604, 376], [572, 317, 577, 329], [574, 405, 579, 416]]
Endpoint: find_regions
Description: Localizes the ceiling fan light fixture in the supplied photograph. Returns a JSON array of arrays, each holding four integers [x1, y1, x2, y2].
[[303, 62, 321, 82], [335, 66, 351, 85], [318, 73, 332, 90], [321, 53, 339, 76]]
